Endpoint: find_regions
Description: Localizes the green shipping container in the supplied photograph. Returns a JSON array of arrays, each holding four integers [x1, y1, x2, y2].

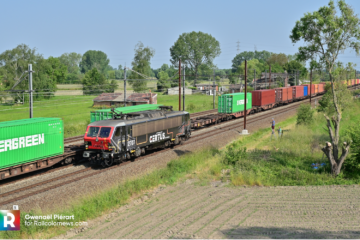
[[0, 118, 64, 170], [218, 95, 224, 113], [218, 92, 252, 113], [90, 104, 164, 123]]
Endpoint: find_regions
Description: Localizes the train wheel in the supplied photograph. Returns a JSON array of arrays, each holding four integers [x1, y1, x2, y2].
[[102, 158, 113, 167], [135, 147, 141, 157]]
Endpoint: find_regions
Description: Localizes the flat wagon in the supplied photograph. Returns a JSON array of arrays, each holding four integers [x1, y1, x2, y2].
[[0, 118, 83, 180]]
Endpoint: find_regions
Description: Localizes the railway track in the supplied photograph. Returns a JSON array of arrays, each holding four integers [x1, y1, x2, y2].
[[0, 109, 222, 187], [0, 97, 315, 206], [64, 135, 84, 145]]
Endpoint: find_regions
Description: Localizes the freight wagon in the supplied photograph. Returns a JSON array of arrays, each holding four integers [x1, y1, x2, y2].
[[0, 118, 83, 180], [83, 107, 191, 167], [275, 87, 293, 103], [251, 89, 276, 111], [292, 86, 304, 100], [193, 93, 253, 128]]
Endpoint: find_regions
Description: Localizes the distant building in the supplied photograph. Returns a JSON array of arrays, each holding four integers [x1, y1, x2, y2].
[[195, 84, 218, 91], [167, 87, 192, 95], [93, 93, 123, 107], [228, 84, 243, 93], [93, 92, 157, 107], [126, 93, 157, 105]]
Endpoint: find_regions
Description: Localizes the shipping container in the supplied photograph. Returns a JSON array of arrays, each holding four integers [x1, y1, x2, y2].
[[292, 86, 304, 99], [318, 83, 324, 93], [252, 90, 275, 106], [314, 84, 319, 94], [218, 95, 224, 113], [302, 84, 315, 95], [352, 79, 355, 86], [303, 85, 308, 96], [275, 87, 292, 102], [347, 80, 351, 86], [0, 118, 64, 170], [357, 79, 360, 84], [90, 104, 164, 123], [218, 92, 252, 114]]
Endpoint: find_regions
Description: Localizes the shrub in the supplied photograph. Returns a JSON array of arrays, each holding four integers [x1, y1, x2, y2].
[[343, 125, 360, 175], [296, 104, 314, 125], [224, 142, 247, 166]]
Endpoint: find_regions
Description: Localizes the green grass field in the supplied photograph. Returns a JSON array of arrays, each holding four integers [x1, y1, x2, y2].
[[0, 94, 217, 137]]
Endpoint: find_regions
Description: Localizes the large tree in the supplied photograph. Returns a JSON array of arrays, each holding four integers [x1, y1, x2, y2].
[[79, 50, 110, 74], [170, 31, 221, 86], [45, 57, 67, 83], [0, 44, 56, 99], [129, 42, 155, 92], [290, 0, 360, 175], [231, 50, 272, 72], [266, 53, 288, 66], [82, 68, 116, 95], [58, 52, 82, 74]]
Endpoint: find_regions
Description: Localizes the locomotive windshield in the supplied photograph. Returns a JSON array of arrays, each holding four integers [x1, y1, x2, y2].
[[99, 127, 111, 138], [87, 127, 100, 137], [86, 126, 112, 138]]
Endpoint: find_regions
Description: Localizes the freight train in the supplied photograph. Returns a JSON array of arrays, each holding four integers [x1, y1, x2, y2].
[[0, 80, 359, 179], [191, 81, 355, 128]]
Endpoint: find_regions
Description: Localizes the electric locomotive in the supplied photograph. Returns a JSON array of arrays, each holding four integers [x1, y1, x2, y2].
[[83, 106, 191, 167]]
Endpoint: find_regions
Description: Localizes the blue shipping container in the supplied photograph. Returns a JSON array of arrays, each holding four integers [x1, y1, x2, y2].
[[303, 86, 308, 96]]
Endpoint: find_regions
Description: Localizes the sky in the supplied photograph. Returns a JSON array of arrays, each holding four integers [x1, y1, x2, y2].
[[1, 0, 360, 70]]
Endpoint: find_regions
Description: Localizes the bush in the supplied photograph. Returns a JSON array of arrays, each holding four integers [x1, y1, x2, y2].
[[296, 104, 314, 125], [224, 142, 247, 166], [343, 125, 360, 175]]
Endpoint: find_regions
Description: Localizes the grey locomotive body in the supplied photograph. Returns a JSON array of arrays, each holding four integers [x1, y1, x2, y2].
[[83, 108, 191, 167]]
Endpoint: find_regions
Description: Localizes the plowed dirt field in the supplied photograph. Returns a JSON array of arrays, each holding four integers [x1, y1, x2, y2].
[[61, 181, 360, 239]]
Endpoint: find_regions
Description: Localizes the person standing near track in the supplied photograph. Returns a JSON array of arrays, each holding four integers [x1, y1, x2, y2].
[[271, 118, 275, 140]]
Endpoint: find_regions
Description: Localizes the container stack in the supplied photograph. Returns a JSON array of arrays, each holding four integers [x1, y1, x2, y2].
[[218, 92, 252, 114]]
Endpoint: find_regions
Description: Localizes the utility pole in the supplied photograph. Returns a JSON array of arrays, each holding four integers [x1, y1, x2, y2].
[[213, 69, 215, 109], [183, 66, 185, 111], [28, 64, 33, 118], [242, 60, 248, 135], [310, 68, 312, 104], [254, 69, 256, 90], [179, 59, 181, 111], [124, 67, 127, 107], [265, 70, 267, 90], [269, 65, 271, 89]]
